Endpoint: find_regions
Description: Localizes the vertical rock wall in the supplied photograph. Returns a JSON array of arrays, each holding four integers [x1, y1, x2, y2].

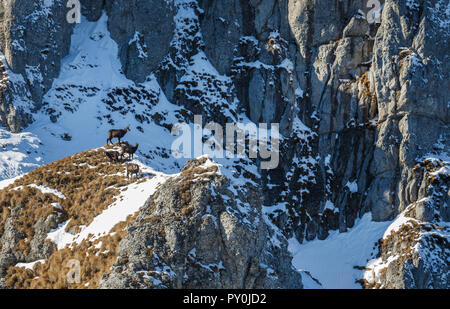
[[0, 0, 74, 132]]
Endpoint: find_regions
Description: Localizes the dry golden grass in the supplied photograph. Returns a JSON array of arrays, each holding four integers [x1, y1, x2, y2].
[[6, 148, 136, 232], [357, 71, 377, 101], [412, 158, 448, 186], [177, 158, 219, 216], [0, 184, 67, 243], [360, 220, 421, 289], [381, 220, 421, 257], [4, 212, 138, 289], [0, 148, 148, 289]]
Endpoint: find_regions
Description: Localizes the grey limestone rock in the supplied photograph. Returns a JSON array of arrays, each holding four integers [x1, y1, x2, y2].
[[99, 158, 303, 289], [105, 0, 175, 83], [0, 0, 74, 131]]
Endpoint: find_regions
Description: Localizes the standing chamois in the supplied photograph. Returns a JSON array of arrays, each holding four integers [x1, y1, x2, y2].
[[126, 163, 140, 179], [107, 126, 130, 145], [120, 143, 139, 160]]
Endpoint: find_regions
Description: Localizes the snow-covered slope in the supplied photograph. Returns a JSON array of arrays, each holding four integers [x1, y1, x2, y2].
[[0, 13, 186, 180], [0, 10, 258, 180], [289, 214, 391, 289]]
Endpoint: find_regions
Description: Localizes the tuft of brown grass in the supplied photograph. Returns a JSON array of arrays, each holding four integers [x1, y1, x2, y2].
[[357, 71, 377, 101], [398, 48, 413, 71], [0, 184, 67, 244], [177, 159, 218, 216]]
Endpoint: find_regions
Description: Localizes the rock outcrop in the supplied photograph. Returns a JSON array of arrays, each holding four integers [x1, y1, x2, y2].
[[106, 0, 175, 83], [363, 158, 449, 288], [100, 157, 302, 289]]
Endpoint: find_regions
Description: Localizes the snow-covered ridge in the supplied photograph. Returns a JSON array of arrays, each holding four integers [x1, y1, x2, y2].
[[47, 161, 172, 250]]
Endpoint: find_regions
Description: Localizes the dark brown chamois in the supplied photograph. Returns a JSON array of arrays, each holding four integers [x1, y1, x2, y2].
[[120, 143, 139, 160], [104, 150, 120, 163], [126, 163, 140, 179], [107, 126, 130, 145]]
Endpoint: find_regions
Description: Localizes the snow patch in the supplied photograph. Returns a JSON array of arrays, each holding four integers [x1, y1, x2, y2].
[[345, 181, 358, 193], [15, 259, 46, 270], [28, 184, 66, 199], [289, 213, 392, 289]]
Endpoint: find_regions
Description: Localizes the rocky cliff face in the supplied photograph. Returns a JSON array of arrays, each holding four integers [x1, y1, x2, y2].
[[363, 157, 449, 288], [0, 0, 73, 132], [100, 157, 302, 289], [0, 0, 448, 289]]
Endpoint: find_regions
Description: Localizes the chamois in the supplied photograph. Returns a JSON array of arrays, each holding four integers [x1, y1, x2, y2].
[[107, 126, 130, 145], [120, 143, 139, 160], [104, 150, 121, 163], [126, 163, 140, 179]]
